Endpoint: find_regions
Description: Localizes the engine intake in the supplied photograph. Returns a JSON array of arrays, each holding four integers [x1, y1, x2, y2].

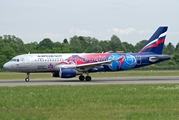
[[52, 68, 77, 78]]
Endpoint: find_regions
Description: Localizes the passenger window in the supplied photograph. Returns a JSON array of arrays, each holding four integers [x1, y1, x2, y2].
[[17, 59, 19, 62]]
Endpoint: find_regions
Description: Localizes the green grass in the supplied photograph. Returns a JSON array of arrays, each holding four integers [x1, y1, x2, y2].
[[0, 70, 179, 80], [1, 70, 179, 119], [0, 72, 52, 80], [1, 84, 179, 119]]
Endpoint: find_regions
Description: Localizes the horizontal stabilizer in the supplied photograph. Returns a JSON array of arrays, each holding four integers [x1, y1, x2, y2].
[[149, 55, 171, 62]]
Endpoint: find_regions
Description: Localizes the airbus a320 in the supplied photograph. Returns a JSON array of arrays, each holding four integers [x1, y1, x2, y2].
[[3, 26, 171, 82]]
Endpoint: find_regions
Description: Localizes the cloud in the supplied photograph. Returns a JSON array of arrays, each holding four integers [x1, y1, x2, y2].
[[106, 27, 152, 45], [108, 27, 136, 35], [69, 28, 91, 36]]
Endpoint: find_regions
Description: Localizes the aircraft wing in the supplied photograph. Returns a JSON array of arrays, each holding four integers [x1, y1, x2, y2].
[[54, 60, 114, 72], [71, 60, 113, 70], [76, 60, 112, 68]]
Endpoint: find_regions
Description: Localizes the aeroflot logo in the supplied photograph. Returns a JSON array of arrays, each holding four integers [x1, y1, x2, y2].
[[38, 55, 62, 57], [142, 31, 167, 49], [138, 31, 166, 53]]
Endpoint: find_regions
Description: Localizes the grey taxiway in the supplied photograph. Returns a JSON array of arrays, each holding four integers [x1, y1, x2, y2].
[[0, 76, 179, 86]]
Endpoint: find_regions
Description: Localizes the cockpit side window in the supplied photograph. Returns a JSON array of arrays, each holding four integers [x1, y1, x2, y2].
[[10, 59, 16, 62], [10, 59, 20, 62]]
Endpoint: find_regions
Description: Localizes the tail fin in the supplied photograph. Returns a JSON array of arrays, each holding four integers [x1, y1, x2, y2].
[[138, 26, 168, 54]]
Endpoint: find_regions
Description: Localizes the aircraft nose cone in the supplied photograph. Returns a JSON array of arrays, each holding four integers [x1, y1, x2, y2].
[[3, 63, 10, 70]]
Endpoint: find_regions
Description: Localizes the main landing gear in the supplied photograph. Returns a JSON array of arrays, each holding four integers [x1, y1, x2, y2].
[[79, 74, 92, 81], [25, 72, 30, 82]]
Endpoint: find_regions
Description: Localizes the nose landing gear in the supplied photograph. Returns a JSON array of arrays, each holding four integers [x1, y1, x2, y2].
[[25, 72, 30, 82]]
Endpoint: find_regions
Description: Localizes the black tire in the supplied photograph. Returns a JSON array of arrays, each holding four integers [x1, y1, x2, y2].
[[79, 75, 85, 81], [86, 76, 91, 81], [25, 78, 29, 82]]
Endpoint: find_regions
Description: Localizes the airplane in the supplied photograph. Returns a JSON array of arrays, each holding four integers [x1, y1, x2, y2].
[[3, 26, 171, 82]]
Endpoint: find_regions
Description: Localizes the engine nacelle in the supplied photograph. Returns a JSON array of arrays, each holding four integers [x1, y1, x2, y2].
[[52, 68, 77, 78]]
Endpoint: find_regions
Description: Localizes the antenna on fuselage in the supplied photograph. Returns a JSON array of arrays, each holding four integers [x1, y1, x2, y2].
[[28, 52, 30, 54]]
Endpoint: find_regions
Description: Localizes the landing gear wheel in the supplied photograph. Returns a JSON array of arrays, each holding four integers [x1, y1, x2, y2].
[[79, 75, 85, 81], [86, 76, 92, 81], [25, 72, 30, 82], [25, 78, 29, 82]]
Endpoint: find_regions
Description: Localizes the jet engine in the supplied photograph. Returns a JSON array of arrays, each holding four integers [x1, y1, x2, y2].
[[52, 68, 76, 78]]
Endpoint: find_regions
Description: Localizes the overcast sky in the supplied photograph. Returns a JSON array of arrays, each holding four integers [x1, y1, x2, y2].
[[1, 0, 179, 45]]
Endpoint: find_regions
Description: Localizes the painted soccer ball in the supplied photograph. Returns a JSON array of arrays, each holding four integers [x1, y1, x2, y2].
[[121, 54, 136, 70], [108, 54, 121, 71], [108, 54, 136, 70]]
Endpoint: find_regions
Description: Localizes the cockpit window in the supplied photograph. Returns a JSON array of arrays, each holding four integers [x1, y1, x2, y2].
[[10, 59, 20, 62], [10, 59, 16, 61]]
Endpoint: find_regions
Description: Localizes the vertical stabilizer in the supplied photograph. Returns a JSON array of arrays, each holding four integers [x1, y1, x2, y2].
[[138, 26, 168, 54]]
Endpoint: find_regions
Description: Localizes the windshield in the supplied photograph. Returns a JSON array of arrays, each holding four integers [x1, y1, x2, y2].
[[10, 59, 19, 62]]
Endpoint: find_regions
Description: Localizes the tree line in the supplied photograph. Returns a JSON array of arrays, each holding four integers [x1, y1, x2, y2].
[[0, 35, 179, 69]]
